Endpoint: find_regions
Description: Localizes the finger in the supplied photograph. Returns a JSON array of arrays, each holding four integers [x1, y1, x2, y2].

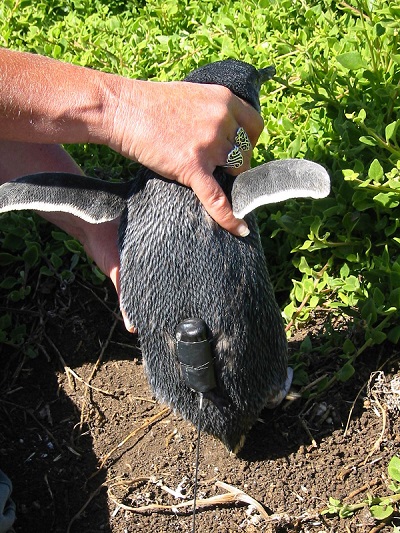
[[224, 148, 252, 177], [233, 98, 264, 146], [190, 173, 250, 237], [223, 127, 253, 177]]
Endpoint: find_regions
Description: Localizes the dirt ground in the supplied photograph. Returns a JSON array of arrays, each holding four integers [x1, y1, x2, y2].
[[0, 277, 399, 533]]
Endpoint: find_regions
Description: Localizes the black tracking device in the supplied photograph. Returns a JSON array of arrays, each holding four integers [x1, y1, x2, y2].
[[176, 318, 216, 394]]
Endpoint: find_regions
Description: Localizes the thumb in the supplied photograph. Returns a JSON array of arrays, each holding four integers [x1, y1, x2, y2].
[[189, 173, 250, 237]]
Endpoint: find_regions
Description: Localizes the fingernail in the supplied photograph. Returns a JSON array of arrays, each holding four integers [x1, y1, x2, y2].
[[237, 221, 250, 237]]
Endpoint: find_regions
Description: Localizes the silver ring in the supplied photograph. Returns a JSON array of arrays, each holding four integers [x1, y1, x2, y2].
[[235, 127, 251, 152], [224, 146, 244, 169]]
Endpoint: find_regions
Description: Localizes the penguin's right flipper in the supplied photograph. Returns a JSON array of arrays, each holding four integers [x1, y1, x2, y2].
[[0, 172, 131, 223], [231, 159, 330, 219]]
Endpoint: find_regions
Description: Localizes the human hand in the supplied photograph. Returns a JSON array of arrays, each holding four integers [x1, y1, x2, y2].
[[42, 212, 135, 332], [102, 79, 264, 236], [67, 216, 136, 332], [0, 50, 264, 235]]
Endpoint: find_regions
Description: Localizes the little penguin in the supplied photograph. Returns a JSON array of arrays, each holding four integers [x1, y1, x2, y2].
[[0, 59, 330, 451]]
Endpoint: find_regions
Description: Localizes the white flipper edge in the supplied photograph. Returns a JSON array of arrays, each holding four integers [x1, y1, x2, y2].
[[231, 159, 330, 218], [0, 173, 130, 223]]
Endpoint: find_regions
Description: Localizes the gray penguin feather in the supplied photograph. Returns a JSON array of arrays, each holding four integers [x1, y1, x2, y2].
[[0, 173, 130, 223], [231, 159, 330, 219]]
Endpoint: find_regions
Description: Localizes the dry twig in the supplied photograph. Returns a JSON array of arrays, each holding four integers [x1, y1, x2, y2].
[[66, 482, 105, 533], [107, 476, 322, 528], [107, 477, 271, 517], [99, 407, 171, 469], [63, 366, 116, 397], [79, 311, 119, 428]]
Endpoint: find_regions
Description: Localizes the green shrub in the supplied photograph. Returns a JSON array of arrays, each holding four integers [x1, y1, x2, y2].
[[0, 0, 399, 384]]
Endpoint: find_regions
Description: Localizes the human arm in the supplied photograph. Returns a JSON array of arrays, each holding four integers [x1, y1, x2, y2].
[[0, 48, 264, 236]]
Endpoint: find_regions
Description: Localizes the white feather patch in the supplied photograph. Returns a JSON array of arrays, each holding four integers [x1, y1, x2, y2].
[[233, 187, 328, 219], [231, 159, 331, 218], [0, 200, 113, 224]]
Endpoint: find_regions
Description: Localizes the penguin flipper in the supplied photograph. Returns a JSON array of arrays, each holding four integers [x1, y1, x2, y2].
[[0, 173, 130, 223], [231, 159, 330, 219]]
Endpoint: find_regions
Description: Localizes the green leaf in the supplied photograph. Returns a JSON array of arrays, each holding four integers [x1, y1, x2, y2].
[[39, 265, 54, 277], [387, 326, 400, 344], [328, 496, 341, 507], [9, 286, 31, 302], [51, 231, 69, 241], [361, 299, 377, 324], [369, 504, 393, 520], [340, 263, 350, 278], [23, 244, 40, 267], [359, 135, 378, 146], [339, 504, 354, 518], [64, 239, 84, 254], [372, 287, 385, 308], [389, 288, 400, 309], [336, 361, 355, 382], [50, 253, 63, 270], [385, 121, 399, 143], [10, 324, 27, 344], [91, 266, 106, 282], [373, 192, 399, 208], [343, 338, 355, 355], [0, 275, 19, 289], [336, 51, 365, 70], [300, 336, 312, 353], [298, 256, 312, 275], [23, 345, 39, 359], [0, 313, 12, 330], [2, 233, 26, 251], [0, 253, 19, 266], [369, 329, 387, 345], [368, 159, 384, 181], [388, 456, 400, 483]]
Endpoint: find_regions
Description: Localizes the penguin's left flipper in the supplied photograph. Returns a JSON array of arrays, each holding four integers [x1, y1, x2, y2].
[[231, 159, 330, 219], [0, 172, 130, 223]]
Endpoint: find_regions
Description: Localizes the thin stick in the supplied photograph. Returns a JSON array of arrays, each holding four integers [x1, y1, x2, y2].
[[64, 366, 116, 397], [66, 482, 105, 533], [300, 417, 317, 448], [344, 380, 368, 437], [79, 312, 119, 428], [0, 398, 63, 453], [99, 407, 170, 469], [363, 397, 387, 465], [87, 311, 120, 382], [344, 354, 397, 437], [43, 333, 74, 389], [107, 477, 271, 519], [76, 279, 122, 321]]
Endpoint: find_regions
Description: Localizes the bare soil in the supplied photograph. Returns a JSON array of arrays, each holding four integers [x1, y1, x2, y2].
[[0, 278, 399, 533]]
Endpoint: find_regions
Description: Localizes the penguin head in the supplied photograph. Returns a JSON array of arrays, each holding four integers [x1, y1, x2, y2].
[[183, 59, 275, 112]]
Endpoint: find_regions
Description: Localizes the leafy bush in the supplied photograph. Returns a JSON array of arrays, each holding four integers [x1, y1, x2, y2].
[[0, 0, 399, 383], [257, 0, 400, 383]]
